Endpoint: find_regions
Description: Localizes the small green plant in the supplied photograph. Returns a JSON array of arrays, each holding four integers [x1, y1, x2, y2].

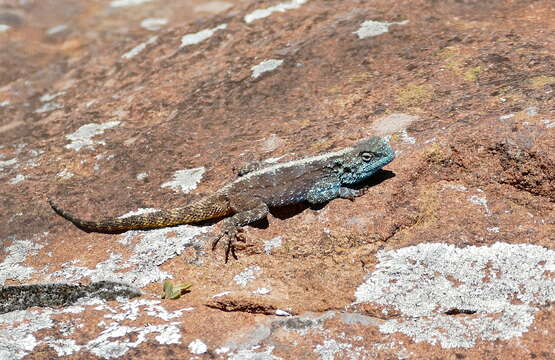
[[161, 280, 192, 300]]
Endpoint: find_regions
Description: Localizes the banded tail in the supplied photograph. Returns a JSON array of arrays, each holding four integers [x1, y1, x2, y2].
[[48, 194, 233, 233]]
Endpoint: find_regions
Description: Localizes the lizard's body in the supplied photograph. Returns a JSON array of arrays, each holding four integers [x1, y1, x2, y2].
[[49, 137, 395, 259]]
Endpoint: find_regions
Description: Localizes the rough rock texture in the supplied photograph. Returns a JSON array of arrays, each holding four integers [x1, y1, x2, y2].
[[1, 0, 554, 359]]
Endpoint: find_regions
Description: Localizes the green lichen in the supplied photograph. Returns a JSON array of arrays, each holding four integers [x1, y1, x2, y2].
[[435, 46, 460, 60], [397, 84, 434, 107], [349, 72, 373, 83], [423, 143, 446, 164], [463, 66, 482, 82], [446, 58, 464, 72], [436, 46, 482, 82], [415, 185, 440, 227], [529, 76, 555, 89]]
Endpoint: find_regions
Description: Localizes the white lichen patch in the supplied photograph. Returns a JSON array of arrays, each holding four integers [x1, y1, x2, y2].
[[110, 0, 154, 7], [48, 225, 210, 288], [57, 169, 75, 179], [253, 287, 271, 295], [354, 19, 409, 39], [468, 194, 491, 215], [87, 320, 182, 357], [263, 236, 282, 254], [47, 24, 68, 36], [0, 24, 10, 32], [524, 106, 538, 116], [121, 36, 157, 59], [100, 308, 185, 349], [0, 310, 54, 360], [215, 346, 230, 354], [234, 266, 261, 287], [161, 167, 205, 193], [499, 113, 515, 120], [442, 183, 467, 192], [261, 133, 285, 153], [354, 242, 555, 348], [193, 1, 233, 14], [0, 298, 190, 359], [399, 129, 416, 144], [35, 102, 63, 114], [314, 339, 354, 360], [180, 23, 227, 48], [212, 291, 231, 298], [9, 174, 24, 184], [244, 0, 307, 23], [40, 91, 66, 102], [15, 143, 27, 153], [541, 119, 555, 128], [101, 298, 193, 322], [251, 59, 284, 79], [65, 121, 120, 151], [26, 149, 44, 168], [0, 100, 11, 107], [264, 155, 287, 163], [228, 346, 281, 360], [93, 153, 116, 171], [44, 338, 81, 357], [188, 339, 208, 354], [0, 240, 44, 285], [0, 158, 17, 170], [313, 330, 378, 360], [140, 18, 167, 31]]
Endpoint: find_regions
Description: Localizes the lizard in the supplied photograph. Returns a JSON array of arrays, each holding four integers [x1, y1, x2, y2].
[[49, 136, 395, 261]]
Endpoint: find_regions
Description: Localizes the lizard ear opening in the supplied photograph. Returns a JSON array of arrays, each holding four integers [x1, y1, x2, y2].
[[332, 162, 343, 173]]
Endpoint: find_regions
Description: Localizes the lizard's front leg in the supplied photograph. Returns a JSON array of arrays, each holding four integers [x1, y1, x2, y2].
[[306, 180, 366, 204], [212, 195, 269, 261]]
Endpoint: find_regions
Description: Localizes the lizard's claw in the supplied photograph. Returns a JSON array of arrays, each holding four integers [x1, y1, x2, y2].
[[349, 188, 367, 201], [339, 187, 367, 201], [212, 226, 244, 262]]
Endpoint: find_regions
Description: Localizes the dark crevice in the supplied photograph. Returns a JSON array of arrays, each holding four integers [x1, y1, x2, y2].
[[444, 308, 478, 315], [205, 300, 284, 315]]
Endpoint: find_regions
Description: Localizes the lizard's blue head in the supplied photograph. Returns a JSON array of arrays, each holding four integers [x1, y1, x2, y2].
[[337, 136, 395, 185]]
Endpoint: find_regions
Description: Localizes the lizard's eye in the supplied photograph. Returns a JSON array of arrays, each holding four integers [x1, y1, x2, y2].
[[361, 152, 374, 162]]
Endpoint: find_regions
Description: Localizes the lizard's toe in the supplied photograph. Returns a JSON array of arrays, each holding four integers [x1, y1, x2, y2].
[[212, 225, 243, 262], [224, 236, 239, 262], [349, 188, 367, 200], [211, 232, 224, 250]]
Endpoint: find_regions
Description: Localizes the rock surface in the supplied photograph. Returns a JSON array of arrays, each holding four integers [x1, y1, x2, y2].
[[0, 0, 554, 359]]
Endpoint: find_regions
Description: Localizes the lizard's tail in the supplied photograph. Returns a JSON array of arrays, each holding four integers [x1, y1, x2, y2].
[[48, 195, 233, 233]]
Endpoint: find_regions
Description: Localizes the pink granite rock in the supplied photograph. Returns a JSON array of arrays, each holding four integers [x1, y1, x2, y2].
[[0, 0, 553, 359]]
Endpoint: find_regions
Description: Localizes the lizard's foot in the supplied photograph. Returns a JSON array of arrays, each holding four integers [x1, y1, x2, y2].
[[339, 187, 367, 201], [212, 226, 246, 262]]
